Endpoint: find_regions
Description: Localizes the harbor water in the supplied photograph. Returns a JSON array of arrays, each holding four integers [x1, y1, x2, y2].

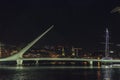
[[0, 66, 120, 80]]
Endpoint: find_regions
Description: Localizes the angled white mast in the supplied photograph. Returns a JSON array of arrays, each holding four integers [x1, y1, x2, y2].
[[1, 25, 54, 61]]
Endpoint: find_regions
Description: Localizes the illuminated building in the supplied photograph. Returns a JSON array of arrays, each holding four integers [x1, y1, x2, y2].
[[0, 42, 7, 57], [62, 47, 65, 56], [72, 46, 82, 57], [72, 46, 75, 56], [56, 45, 65, 56]]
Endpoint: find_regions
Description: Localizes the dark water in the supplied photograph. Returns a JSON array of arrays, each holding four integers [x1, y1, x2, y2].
[[0, 66, 119, 80]]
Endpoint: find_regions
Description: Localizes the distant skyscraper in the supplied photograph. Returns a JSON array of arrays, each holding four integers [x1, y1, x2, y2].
[[62, 47, 65, 56], [102, 28, 112, 60], [72, 46, 75, 56], [105, 28, 109, 57], [0, 42, 5, 57]]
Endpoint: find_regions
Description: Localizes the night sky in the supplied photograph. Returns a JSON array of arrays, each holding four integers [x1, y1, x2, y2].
[[0, 0, 120, 50]]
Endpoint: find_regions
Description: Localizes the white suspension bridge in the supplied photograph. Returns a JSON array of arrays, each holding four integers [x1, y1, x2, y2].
[[0, 25, 120, 66]]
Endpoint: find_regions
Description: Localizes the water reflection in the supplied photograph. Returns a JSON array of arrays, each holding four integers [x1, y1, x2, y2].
[[97, 70, 101, 80], [0, 66, 117, 80], [12, 72, 27, 80], [102, 68, 113, 80]]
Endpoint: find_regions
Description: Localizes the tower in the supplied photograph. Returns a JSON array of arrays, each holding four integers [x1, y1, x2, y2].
[[0, 42, 5, 58], [102, 28, 112, 60], [72, 46, 75, 56], [105, 28, 109, 57], [62, 47, 65, 56]]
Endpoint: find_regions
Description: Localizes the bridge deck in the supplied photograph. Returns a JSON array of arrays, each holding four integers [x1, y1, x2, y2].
[[1, 58, 120, 63]]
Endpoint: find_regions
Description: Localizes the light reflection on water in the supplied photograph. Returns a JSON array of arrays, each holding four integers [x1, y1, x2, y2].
[[102, 68, 113, 80], [0, 66, 119, 80]]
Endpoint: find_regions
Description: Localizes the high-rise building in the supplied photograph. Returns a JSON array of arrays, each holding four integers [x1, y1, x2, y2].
[[0, 42, 6, 57]]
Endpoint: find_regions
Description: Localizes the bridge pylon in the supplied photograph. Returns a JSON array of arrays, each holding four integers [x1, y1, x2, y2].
[[0, 25, 54, 65], [16, 59, 23, 66]]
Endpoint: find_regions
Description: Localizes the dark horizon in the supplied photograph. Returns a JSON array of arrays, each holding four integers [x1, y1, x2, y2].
[[0, 0, 120, 51]]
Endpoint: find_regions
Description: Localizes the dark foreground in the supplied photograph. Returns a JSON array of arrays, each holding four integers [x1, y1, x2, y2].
[[0, 66, 119, 80]]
